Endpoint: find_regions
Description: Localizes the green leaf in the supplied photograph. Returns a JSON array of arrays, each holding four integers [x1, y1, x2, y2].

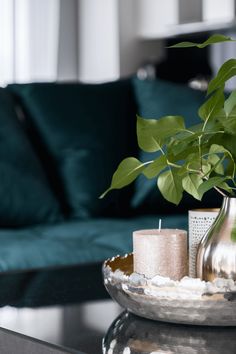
[[198, 88, 224, 121], [208, 59, 236, 95], [168, 145, 202, 164], [137, 116, 161, 152], [157, 169, 183, 205], [182, 174, 203, 200], [202, 161, 212, 176], [198, 176, 228, 195], [169, 34, 235, 49], [137, 115, 185, 152], [226, 158, 236, 179], [169, 131, 201, 156], [206, 143, 236, 177], [202, 156, 224, 178], [100, 157, 149, 198], [209, 133, 236, 161], [219, 181, 234, 194], [231, 224, 236, 242], [208, 143, 229, 155], [224, 90, 236, 116], [143, 155, 168, 179], [209, 143, 234, 164], [186, 158, 201, 171], [220, 107, 236, 134], [212, 109, 228, 132], [207, 154, 224, 175]]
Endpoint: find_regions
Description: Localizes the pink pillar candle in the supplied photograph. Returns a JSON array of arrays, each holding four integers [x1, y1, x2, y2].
[[133, 229, 187, 280]]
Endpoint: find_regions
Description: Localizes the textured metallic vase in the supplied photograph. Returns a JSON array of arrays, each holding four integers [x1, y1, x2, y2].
[[197, 197, 236, 281]]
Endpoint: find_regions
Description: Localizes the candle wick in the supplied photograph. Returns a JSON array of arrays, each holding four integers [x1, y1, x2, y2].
[[158, 219, 162, 232]]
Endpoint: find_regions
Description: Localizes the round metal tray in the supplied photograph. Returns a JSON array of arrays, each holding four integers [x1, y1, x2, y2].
[[103, 254, 236, 326]]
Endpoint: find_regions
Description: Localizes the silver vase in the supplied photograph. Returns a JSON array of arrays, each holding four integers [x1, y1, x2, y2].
[[197, 197, 236, 281]]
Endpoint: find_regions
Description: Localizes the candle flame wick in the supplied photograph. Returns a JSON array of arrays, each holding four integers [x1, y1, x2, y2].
[[158, 219, 162, 232]]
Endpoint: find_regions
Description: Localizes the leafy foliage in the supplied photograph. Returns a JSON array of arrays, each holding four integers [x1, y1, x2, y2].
[[169, 34, 235, 49], [208, 59, 236, 94], [137, 115, 185, 152], [101, 34, 236, 205], [99, 157, 149, 198]]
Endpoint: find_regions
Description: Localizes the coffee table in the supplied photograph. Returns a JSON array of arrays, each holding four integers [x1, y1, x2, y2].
[[1, 263, 236, 354], [0, 326, 81, 354], [0, 299, 122, 353], [1, 298, 236, 354]]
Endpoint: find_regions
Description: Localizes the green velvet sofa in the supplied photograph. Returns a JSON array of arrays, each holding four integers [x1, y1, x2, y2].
[[0, 78, 221, 307]]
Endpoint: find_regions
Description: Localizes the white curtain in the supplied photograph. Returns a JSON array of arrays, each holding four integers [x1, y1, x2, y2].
[[78, 0, 120, 83], [0, 0, 60, 86], [0, 0, 15, 86], [0, 0, 120, 86]]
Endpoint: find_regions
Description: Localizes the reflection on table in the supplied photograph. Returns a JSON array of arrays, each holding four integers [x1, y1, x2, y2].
[[103, 311, 236, 354]]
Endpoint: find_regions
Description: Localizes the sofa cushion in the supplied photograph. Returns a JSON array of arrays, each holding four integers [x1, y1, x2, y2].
[[0, 88, 62, 226], [133, 77, 205, 124], [131, 78, 222, 213], [8, 81, 137, 219], [0, 215, 187, 271]]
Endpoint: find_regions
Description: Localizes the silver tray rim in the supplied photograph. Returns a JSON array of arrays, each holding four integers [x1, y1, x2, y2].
[[103, 253, 236, 326]]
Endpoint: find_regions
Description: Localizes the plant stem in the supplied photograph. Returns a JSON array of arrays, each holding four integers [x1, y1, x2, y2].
[[213, 186, 227, 197], [181, 129, 195, 135], [167, 161, 181, 169], [198, 136, 202, 171], [200, 171, 228, 197], [202, 112, 211, 133], [159, 146, 165, 156]]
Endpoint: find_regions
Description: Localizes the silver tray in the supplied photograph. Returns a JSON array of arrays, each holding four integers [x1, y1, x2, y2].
[[103, 254, 236, 326]]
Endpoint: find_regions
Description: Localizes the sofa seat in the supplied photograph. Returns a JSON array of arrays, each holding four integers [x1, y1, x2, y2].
[[0, 78, 206, 307], [0, 215, 187, 272], [0, 214, 188, 307]]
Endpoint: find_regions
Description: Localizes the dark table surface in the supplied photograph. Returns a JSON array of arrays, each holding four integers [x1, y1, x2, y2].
[[1, 298, 236, 354], [0, 326, 81, 354]]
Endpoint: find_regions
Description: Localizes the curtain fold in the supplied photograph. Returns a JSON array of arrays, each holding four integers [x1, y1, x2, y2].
[[0, 0, 60, 86], [0, 0, 15, 86]]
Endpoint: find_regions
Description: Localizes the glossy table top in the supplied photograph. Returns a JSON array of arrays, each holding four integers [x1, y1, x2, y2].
[[1, 299, 236, 353], [0, 326, 82, 354]]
